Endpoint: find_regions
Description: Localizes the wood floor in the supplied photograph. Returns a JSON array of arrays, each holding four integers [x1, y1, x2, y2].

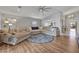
[[0, 36, 79, 53]]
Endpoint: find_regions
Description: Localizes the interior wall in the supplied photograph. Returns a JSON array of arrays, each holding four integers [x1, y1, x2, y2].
[[15, 17, 41, 28], [0, 12, 62, 35], [42, 13, 62, 35], [1, 14, 41, 29], [65, 11, 79, 36], [74, 12, 79, 35], [66, 17, 76, 36], [77, 21, 79, 35], [51, 13, 62, 35], [0, 14, 1, 30]]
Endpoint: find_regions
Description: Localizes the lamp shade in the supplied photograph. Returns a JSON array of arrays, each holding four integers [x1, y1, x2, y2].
[[4, 20, 9, 23], [11, 19, 16, 23], [9, 23, 12, 26]]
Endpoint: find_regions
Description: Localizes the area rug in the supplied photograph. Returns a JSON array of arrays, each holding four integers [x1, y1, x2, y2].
[[28, 33, 54, 43]]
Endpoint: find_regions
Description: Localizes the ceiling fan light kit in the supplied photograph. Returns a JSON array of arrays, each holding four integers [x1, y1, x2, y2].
[[38, 6, 52, 17]]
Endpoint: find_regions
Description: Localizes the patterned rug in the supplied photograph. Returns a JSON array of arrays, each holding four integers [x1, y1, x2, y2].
[[28, 33, 54, 43]]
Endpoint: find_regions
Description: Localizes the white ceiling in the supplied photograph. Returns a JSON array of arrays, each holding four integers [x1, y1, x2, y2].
[[0, 6, 78, 19]]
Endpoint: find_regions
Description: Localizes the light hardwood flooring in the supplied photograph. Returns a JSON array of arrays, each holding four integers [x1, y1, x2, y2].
[[0, 36, 79, 53]]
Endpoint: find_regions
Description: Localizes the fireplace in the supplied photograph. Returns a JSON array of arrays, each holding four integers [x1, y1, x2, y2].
[[31, 27, 39, 30]]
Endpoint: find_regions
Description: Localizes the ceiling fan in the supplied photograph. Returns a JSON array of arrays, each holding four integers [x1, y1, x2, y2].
[[38, 6, 52, 16]]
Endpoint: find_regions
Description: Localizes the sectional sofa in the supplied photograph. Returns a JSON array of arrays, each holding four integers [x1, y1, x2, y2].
[[0, 26, 44, 45], [0, 26, 59, 45], [0, 27, 31, 45]]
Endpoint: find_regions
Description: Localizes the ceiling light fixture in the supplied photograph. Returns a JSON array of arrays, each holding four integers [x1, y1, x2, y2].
[[38, 6, 51, 16]]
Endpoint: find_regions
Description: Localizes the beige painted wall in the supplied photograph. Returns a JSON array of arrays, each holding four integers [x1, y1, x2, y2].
[[1, 14, 41, 30]]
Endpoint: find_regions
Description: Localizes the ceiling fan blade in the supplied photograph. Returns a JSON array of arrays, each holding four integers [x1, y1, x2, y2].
[[44, 10, 49, 12], [44, 9, 51, 11], [45, 8, 51, 9]]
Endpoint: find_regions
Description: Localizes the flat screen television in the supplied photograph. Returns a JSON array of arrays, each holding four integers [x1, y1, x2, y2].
[[31, 27, 39, 30]]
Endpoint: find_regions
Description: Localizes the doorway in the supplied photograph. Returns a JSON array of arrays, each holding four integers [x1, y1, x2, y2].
[[69, 22, 77, 38]]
